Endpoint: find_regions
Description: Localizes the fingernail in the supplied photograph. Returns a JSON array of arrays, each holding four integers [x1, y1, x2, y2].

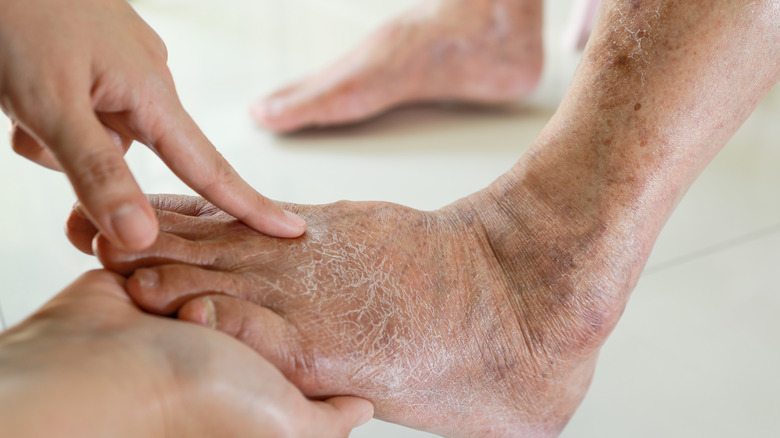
[[110, 203, 156, 250], [135, 269, 159, 290], [355, 406, 374, 428], [202, 298, 217, 329], [283, 210, 307, 230]]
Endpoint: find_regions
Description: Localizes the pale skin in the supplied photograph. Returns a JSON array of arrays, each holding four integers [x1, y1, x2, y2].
[[0, 270, 373, 438], [68, 0, 780, 437], [0, 0, 306, 252], [253, 0, 543, 132]]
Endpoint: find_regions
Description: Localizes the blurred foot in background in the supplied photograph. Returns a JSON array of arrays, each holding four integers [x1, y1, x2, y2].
[[252, 0, 543, 132]]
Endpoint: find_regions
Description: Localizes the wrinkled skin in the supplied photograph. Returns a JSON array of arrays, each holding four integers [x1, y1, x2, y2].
[[253, 0, 543, 132], [0, 270, 372, 438], [68, 192, 622, 437], [65, 0, 780, 436]]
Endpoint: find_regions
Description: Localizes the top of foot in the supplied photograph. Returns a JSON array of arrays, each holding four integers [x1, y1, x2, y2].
[[253, 0, 543, 133]]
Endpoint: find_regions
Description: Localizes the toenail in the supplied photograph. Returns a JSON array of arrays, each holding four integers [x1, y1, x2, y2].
[[136, 269, 159, 290], [202, 298, 217, 329]]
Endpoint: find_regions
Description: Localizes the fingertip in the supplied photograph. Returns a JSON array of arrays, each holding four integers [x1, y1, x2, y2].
[[240, 207, 306, 239], [352, 399, 375, 428], [281, 210, 307, 236], [325, 396, 375, 430], [108, 202, 159, 251], [357, 406, 375, 428]]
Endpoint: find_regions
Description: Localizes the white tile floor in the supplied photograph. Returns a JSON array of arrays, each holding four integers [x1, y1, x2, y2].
[[0, 0, 778, 436]]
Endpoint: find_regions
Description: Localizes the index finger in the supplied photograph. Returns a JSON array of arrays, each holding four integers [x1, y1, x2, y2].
[[144, 93, 306, 238]]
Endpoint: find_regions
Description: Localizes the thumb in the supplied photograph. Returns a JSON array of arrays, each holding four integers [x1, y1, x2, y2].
[[311, 396, 374, 438]]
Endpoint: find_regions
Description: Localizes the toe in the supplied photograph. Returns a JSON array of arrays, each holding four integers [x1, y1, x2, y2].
[[254, 75, 402, 133], [146, 194, 225, 219], [127, 264, 240, 314], [94, 232, 224, 276], [127, 264, 289, 315], [67, 195, 227, 256], [146, 194, 238, 239], [178, 295, 314, 387], [153, 209, 229, 239], [304, 396, 374, 438], [252, 42, 409, 133], [251, 83, 310, 133]]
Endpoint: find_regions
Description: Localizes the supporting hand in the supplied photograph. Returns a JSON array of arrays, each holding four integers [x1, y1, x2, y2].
[[0, 270, 372, 438]]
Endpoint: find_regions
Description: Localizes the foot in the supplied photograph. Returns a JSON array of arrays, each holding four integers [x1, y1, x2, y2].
[[253, 0, 543, 132], [68, 186, 632, 437]]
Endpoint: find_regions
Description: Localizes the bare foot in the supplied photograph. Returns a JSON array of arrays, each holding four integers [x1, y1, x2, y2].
[[253, 0, 543, 132], [65, 1, 778, 434], [68, 187, 630, 437]]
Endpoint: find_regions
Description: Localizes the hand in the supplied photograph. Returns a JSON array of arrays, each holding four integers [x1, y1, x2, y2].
[[0, 270, 372, 438], [0, 0, 305, 251]]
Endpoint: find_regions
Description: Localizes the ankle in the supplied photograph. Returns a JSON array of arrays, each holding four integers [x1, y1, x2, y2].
[[448, 150, 644, 352], [442, 188, 620, 436]]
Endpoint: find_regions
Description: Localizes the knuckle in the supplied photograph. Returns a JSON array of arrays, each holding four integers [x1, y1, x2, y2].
[[149, 63, 175, 89], [137, 18, 169, 62], [71, 148, 128, 189], [201, 157, 236, 192], [130, 85, 176, 145], [154, 38, 169, 63]]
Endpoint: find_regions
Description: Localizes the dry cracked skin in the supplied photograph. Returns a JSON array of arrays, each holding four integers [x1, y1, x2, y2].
[[65, 0, 780, 436]]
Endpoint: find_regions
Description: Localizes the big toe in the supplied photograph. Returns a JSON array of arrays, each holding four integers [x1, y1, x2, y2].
[[178, 295, 325, 392], [252, 77, 397, 133]]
